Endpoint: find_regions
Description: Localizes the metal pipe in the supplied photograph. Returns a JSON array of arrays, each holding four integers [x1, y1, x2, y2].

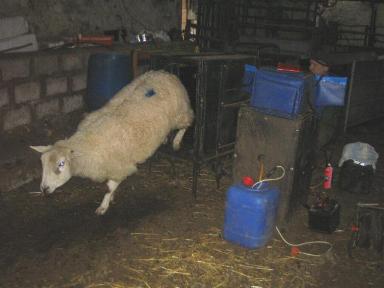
[[368, 2, 378, 47]]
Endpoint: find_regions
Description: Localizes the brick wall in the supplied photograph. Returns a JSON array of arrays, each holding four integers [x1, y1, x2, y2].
[[0, 48, 100, 132]]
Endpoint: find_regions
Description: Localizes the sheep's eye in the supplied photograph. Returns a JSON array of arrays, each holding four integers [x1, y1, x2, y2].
[[58, 160, 65, 171]]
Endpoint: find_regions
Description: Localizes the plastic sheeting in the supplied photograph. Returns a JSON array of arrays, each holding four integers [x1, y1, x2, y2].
[[0, 33, 38, 53], [0, 16, 29, 40], [338, 142, 379, 170], [315, 75, 348, 111]]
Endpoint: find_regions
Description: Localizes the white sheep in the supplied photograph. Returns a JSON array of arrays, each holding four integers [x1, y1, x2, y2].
[[30, 70, 194, 215]]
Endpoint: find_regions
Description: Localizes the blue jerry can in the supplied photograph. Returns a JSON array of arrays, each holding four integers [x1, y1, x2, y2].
[[223, 181, 280, 249]]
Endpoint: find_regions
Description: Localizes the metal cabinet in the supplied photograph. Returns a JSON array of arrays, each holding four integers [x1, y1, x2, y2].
[[151, 53, 258, 197]]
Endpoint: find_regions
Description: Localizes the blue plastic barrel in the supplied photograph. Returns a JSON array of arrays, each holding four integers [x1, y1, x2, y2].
[[223, 182, 280, 249], [85, 52, 132, 111]]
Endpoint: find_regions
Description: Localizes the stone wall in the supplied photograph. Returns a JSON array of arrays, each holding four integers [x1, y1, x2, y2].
[[322, 1, 372, 26], [0, 0, 180, 41], [322, 1, 384, 48], [0, 48, 94, 132]]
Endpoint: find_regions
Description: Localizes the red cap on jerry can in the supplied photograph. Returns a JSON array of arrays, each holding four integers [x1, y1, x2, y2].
[[242, 176, 255, 187]]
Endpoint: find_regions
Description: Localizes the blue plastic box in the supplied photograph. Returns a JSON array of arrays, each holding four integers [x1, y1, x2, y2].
[[245, 64, 314, 119], [223, 182, 280, 249], [314, 75, 348, 112]]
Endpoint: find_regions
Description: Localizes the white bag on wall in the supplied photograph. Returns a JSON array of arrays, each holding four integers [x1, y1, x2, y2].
[[338, 142, 379, 170], [0, 16, 29, 40], [0, 34, 38, 53]]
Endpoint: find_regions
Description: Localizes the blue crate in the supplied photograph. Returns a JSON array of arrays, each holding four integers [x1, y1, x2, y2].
[[245, 64, 314, 119]]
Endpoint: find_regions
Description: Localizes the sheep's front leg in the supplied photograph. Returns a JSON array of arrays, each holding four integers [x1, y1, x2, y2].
[[95, 179, 121, 215], [172, 128, 187, 150]]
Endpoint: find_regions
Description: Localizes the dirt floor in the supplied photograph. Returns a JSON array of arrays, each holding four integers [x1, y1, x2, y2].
[[1, 119, 384, 288]]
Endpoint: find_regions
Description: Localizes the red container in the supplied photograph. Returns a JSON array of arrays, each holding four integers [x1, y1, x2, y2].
[[277, 63, 302, 73], [323, 164, 333, 189], [77, 34, 113, 46]]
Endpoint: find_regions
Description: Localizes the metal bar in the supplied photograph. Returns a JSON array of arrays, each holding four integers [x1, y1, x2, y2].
[[199, 149, 235, 163], [221, 99, 249, 108], [189, 149, 236, 167], [239, 15, 313, 24], [236, 23, 316, 32], [344, 60, 356, 132], [369, 3, 378, 47], [339, 24, 368, 28], [212, 63, 227, 188], [193, 58, 210, 198], [215, 63, 226, 161], [234, 3, 316, 13], [338, 29, 368, 34], [218, 142, 236, 150]]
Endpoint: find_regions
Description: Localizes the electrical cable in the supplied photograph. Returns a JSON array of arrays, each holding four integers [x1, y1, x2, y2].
[[275, 226, 333, 257], [251, 165, 285, 190], [249, 165, 332, 257]]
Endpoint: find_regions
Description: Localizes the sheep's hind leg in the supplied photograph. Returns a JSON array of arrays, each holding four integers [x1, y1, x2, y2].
[[95, 180, 121, 215], [172, 128, 187, 150]]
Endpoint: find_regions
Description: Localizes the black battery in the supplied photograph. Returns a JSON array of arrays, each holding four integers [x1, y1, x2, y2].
[[308, 200, 340, 233]]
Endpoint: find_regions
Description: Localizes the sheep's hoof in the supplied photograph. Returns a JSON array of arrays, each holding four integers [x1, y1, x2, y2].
[[95, 205, 108, 215]]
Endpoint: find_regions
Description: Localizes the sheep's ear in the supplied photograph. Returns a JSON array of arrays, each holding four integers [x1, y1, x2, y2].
[[30, 145, 52, 153]]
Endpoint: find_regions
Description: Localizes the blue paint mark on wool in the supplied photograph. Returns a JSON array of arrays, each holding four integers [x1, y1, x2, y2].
[[145, 89, 156, 97]]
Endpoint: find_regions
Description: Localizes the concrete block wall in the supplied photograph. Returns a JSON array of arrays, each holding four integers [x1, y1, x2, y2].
[[0, 49, 93, 132]]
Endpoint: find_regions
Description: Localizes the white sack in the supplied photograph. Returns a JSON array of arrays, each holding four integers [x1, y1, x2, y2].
[[0, 33, 38, 53], [0, 16, 29, 40], [338, 142, 379, 169]]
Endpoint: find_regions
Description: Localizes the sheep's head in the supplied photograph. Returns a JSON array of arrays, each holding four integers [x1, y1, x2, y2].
[[30, 145, 73, 195]]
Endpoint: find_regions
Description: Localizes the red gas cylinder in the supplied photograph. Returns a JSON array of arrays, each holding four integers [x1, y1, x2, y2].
[[323, 163, 333, 189]]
